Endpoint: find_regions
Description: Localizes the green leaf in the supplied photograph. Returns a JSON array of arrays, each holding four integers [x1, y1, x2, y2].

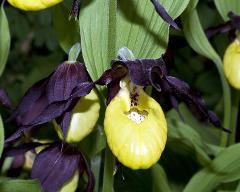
[[53, 3, 80, 53], [79, 0, 190, 80], [0, 4, 10, 77], [116, 0, 190, 58], [184, 143, 240, 192], [0, 116, 4, 157], [79, 0, 117, 80], [167, 118, 221, 166], [181, 8, 231, 146], [0, 179, 41, 192], [151, 164, 172, 192], [214, 0, 240, 21]]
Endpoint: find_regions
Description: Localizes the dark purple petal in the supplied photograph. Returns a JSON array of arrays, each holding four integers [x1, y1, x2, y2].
[[0, 88, 12, 109], [10, 154, 25, 169], [18, 94, 48, 126], [46, 62, 92, 103], [71, 82, 94, 98], [165, 76, 227, 131], [96, 67, 127, 86], [208, 111, 230, 133], [83, 156, 95, 192], [5, 126, 31, 143], [228, 11, 240, 30], [112, 57, 166, 86], [29, 99, 73, 127], [70, 0, 80, 19], [150, 0, 180, 30], [206, 21, 233, 38], [31, 143, 80, 192], [4, 142, 43, 157], [8, 78, 49, 125], [96, 67, 127, 104], [56, 111, 72, 137]]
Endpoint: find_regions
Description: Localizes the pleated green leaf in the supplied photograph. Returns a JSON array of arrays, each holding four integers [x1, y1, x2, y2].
[[0, 116, 4, 158], [116, 0, 190, 58], [0, 4, 10, 76], [53, 3, 80, 53], [214, 0, 240, 21], [0, 179, 41, 192], [181, 8, 231, 144], [167, 118, 223, 167], [184, 143, 240, 192], [79, 0, 117, 80], [79, 0, 190, 80], [151, 164, 172, 192]]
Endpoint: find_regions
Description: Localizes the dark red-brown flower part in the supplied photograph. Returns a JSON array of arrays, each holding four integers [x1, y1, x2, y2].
[[150, 0, 180, 30], [0, 88, 12, 109], [206, 12, 240, 40], [3, 142, 94, 192], [97, 55, 229, 132], [6, 62, 94, 143]]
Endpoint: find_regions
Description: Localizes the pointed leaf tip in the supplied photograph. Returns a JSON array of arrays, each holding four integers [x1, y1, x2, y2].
[[150, 0, 180, 30]]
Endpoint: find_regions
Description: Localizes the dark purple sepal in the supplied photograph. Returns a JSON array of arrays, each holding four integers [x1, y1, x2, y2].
[[56, 111, 72, 138], [85, 162, 95, 192], [150, 0, 180, 30], [206, 21, 233, 38], [70, 0, 80, 19], [228, 12, 240, 30], [4, 142, 43, 157], [165, 76, 227, 131], [112, 57, 166, 86], [46, 62, 92, 103], [5, 126, 31, 143], [96, 67, 127, 104], [71, 82, 94, 98], [8, 78, 49, 125], [31, 143, 80, 192], [0, 88, 12, 109]]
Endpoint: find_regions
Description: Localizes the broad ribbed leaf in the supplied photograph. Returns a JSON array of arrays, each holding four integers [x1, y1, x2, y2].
[[79, 0, 117, 80], [0, 179, 41, 192], [166, 118, 222, 166], [181, 8, 231, 139], [53, 3, 80, 53], [184, 143, 240, 192], [214, 0, 240, 21], [0, 116, 4, 157], [79, 0, 189, 80], [116, 0, 189, 58], [0, 4, 10, 76], [151, 164, 172, 192]]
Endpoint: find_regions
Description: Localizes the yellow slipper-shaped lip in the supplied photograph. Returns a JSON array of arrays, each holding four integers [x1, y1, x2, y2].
[[104, 78, 167, 170], [7, 0, 63, 11], [223, 39, 240, 89]]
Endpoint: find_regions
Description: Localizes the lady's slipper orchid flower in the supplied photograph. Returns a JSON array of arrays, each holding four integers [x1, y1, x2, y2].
[[98, 51, 229, 169], [104, 77, 167, 169], [7, 0, 63, 11], [223, 38, 240, 89], [6, 61, 96, 143], [4, 142, 94, 192], [206, 12, 240, 89], [54, 89, 100, 143]]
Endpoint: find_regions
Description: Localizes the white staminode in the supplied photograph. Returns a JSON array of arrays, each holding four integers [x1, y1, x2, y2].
[[127, 111, 145, 124]]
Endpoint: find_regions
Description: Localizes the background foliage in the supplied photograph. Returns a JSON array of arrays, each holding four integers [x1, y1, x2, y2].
[[1, 0, 240, 191]]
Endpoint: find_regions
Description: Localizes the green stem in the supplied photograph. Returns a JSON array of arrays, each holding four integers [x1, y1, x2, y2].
[[228, 89, 240, 145], [101, 1, 117, 191], [215, 60, 232, 147], [91, 154, 102, 192], [102, 146, 115, 192]]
